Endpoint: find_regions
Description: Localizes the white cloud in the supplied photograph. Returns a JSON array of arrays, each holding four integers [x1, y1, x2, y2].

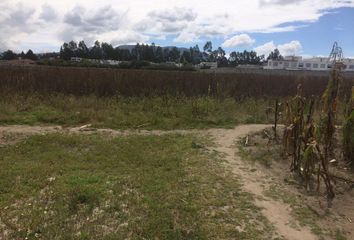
[[174, 31, 199, 43], [221, 34, 256, 48], [260, 0, 306, 6], [148, 7, 197, 22], [278, 40, 303, 56], [254, 41, 277, 56], [254, 40, 303, 56], [110, 31, 150, 46], [0, 0, 353, 52]]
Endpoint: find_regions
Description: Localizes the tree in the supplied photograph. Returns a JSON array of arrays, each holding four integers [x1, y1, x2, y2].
[[78, 41, 89, 58], [203, 41, 212, 53], [101, 42, 114, 60], [190, 45, 201, 64], [68, 41, 78, 56], [19, 51, 26, 59], [89, 41, 103, 59], [116, 48, 132, 61], [1, 50, 17, 60], [267, 48, 283, 61], [203, 41, 213, 62], [60, 42, 73, 60], [181, 50, 192, 64], [228, 50, 264, 66], [169, 47, 180, 63], [154, 46, 164, 63], [25, 49, 38, 60]]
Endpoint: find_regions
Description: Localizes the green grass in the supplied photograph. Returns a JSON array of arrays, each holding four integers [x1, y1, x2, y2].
[[0, 133, 275, 239], [0, 93, 277, 129]]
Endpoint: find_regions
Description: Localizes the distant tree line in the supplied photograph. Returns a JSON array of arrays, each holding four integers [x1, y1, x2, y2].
[[59, 40, 283, 66], [0, 49, 38, 61], [1, 40, 283, 67]]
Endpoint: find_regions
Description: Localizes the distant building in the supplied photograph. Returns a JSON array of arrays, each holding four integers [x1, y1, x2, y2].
[[71, 57, 83, 62], [300, 57, 329, 71], [264, 56, 304, 70], [70, 57, 121, 66], [265, 56, 354, 72], [104, 60, 120, 65], [199, 62, 218, 69], [343, 58, 354, 71]]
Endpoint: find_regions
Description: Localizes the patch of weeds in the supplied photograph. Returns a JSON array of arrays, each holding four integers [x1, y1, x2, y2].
[[334, 229, 347, 240], [68, 187, 100, 214]]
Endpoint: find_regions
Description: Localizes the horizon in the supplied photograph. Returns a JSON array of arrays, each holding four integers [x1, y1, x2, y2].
[[1, 1, 354, 58]]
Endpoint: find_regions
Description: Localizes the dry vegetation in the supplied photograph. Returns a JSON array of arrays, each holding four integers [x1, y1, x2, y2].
[[238, 65, 354, 239], [0, 65, 353, 97]]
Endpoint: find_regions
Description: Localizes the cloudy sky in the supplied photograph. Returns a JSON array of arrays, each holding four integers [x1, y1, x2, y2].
[[1, 0, 354, 57]]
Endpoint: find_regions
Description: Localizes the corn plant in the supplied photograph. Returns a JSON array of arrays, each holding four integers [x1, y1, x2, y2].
[[282, 78, 338, 201], [320, 64, 343, 161], [343, 87, 354, 167], [282, 84, 306, 173]]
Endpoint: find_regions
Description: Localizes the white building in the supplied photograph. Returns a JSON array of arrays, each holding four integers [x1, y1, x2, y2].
[[199, 62, 218, 69], [70, 57, 83, 62], [264, 56, 302, 70], [104, 60, 120, 65], [300, 57, 329, 71], [343, 58, 354, 71], [265, 56, 354, 72]]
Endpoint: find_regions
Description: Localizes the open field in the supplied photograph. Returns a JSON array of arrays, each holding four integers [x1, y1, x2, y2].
[[0, 66, 353, 239], [0, 124, 353, 239], [0, 127, 278, 239]]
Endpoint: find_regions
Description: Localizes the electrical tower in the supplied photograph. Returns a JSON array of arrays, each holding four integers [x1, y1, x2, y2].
[[328, 42, 344, 69]]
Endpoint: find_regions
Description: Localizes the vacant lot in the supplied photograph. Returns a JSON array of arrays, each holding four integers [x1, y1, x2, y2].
[[0, 67, 353, 239], [0, 130, 278, 239]]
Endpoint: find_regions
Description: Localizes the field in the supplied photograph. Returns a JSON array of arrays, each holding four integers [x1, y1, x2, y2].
[[0, 66, 353, 239]]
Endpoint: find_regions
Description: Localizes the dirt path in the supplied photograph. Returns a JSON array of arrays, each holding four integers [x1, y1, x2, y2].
[[0, 124, 319, 239], [207, 125, 317, 240]]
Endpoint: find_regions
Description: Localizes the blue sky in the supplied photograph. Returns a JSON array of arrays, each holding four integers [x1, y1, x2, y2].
[[152, 7, 354, 57], [0, 0, 354, 57]]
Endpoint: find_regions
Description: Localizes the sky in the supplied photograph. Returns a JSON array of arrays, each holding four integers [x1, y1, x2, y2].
[[1, 0, 354, 57]]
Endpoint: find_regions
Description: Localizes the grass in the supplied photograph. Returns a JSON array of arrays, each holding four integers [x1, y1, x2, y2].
[[0, 93, 277, 130], [1, 93, 348, 131], [0, 133, 275, 239]]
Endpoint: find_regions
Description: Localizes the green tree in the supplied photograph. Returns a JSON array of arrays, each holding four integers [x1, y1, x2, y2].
[[1, 50, 17, 60], [169, 47, 180, 63], [154, 46, 164, 63], [78, 41, 89, 58], [59, 43, 71, 60], [90, 41, 103, 59], [25, 49, 38, 60], [181, 50, 192, 64], [101, 42, 114, 60], [203, 41, 212, 53], [267, 48, 283, 60]]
